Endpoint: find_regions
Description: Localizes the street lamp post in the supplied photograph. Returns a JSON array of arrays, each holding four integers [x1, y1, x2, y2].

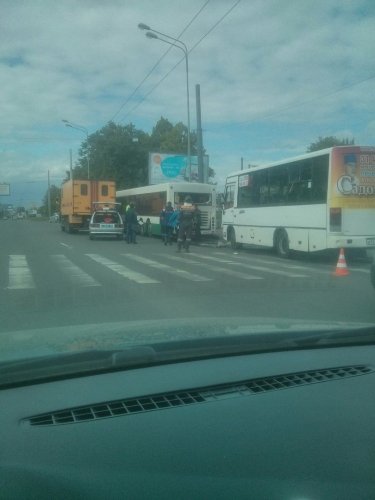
[[62, 119, 90, 180], [138, 23, 191, 181]]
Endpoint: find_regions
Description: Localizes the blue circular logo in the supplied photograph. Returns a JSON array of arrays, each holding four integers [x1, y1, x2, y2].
[[161, 156, 186, 178]]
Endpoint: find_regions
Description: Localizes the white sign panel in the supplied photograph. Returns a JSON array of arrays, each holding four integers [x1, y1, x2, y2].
[[0, 183, 10, 196]]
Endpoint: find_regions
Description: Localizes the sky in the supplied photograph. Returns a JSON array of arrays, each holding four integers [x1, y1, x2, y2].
[[1, 0, 374, 207]]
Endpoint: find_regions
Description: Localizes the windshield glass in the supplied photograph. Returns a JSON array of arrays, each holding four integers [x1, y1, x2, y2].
[[93, 212, 120, 223], [1, 0, 374, 380], [174, 192, 211, 204]]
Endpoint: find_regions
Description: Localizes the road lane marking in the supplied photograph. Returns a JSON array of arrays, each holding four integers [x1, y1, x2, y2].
[[213, 252, 328, 273], [51, 255, 101, 287], [60, 242, 73, 249], [7, 255, 35, 289], [189, 253, 309, 278], [86, 254, 160, 284], [349, 267, 370, 274], [213, 251, 371, 275], [123, 254, 212, 282], [160, 254, 263, 280]]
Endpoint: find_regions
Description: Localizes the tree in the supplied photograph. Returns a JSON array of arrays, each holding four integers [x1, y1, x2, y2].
[[150, 117, 197, 155], [40, 185, 60, 216], [72, 117, 213, 188], [307, 136, 355, 152], [150, 117, 216, 179], [74, 122, 150, 189]]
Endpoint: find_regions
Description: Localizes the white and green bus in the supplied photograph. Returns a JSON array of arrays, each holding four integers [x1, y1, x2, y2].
[[116, 182, 217, 237], [222, 146, 375, 257]]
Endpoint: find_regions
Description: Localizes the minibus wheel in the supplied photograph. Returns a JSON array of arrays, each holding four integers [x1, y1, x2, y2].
[[275, 229, 290, 258], [229, 227, 239, 249]]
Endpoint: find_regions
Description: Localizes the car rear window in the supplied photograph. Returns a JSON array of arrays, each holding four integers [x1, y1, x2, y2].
[[93, 212, 120, 223]]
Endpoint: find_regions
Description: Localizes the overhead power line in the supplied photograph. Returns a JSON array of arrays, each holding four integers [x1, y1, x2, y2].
[[109, 0, 211, 123], [117, 0, 241, 124]]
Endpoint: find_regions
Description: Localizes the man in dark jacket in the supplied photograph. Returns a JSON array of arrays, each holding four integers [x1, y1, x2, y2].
[[160, 201, 175, 245], [125, 203, 138, 244], [177, 197, 194, 252]]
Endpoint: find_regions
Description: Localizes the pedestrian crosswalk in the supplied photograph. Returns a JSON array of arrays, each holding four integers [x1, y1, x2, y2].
[[86, 254, 160, 284], [52, 254, 101, 287], [7, 255, 35, 290], [1, 249, 370, 291], [124, 254, 212, 282]]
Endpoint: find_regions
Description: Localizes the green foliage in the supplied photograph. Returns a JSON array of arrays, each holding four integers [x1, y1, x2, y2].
[[150, 117, 197, 155], [40, 185, 60, 215], [307, 136, 355, 152], [74, 122, 149, 189], [72, 116, 212, 189]]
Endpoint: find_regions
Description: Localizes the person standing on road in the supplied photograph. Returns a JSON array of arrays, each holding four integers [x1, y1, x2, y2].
[[125, 203, 138, 244], [160, 201, 175, 245], [122, 203, 129, 238], [177, 196, 194, 253], [159, 206, 167, 244]]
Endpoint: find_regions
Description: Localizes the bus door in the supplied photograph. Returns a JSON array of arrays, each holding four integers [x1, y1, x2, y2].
[[223, 182, 236, 225]]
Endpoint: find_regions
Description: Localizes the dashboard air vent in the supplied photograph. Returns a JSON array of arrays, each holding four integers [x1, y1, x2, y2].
[[26, 365, 372, 427]]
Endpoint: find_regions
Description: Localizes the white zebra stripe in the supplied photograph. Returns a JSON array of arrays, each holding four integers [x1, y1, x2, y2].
[[51, 255, 101, 287], [7, 255, 35, 289], [123, 254, 212, 282], [86, 254, 160, 284]]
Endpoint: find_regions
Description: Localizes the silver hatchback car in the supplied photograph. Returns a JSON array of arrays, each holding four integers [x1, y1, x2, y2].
[[89, 208, 124, 240]]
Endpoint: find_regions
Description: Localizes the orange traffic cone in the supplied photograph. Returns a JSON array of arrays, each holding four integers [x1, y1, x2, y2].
[[333, 248, 349, 276]]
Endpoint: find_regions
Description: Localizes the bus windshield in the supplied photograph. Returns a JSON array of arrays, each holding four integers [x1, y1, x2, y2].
[[174, 192, 211, 204]]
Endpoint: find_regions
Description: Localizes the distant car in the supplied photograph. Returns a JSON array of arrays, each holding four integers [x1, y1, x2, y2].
[[89, 209, 124, 240]]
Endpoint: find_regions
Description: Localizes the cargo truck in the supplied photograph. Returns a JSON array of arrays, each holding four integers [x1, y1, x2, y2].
[[60, 179, 116, 233]]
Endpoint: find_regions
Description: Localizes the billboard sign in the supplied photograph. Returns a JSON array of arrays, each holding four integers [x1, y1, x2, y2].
[[0, 183, 10, 196], [330, 147, 375, 208], [148, 153, 208, 184]]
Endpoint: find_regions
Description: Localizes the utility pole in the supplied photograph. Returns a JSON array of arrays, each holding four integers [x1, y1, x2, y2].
[[69, 149, 73, 180], [196, 84, 204, 183], [47, 170, 51, 218]]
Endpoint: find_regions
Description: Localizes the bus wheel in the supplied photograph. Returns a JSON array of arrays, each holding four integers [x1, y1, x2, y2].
[[229, 228, 238, 250], [275, 229, 290, 258]]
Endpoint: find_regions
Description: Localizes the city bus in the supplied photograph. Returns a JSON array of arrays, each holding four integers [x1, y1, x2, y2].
[[222, 146, 375, 257], [116, 182, 217, 237]]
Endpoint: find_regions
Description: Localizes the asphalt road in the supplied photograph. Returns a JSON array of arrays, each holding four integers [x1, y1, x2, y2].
[[1, 218, 374, 334]]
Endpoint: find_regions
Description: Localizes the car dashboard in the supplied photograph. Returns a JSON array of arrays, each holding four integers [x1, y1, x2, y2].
[[1, 344, 375, 499]]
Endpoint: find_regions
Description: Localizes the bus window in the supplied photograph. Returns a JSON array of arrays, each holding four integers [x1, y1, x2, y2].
[[287, 160, 312, 203], [238, 174, 252, 207], [137, 192, 166, 215], [269, 166, 288, 204], [101, 185, 109, 196], [257, 171, 269, 205], [80, 184, 88, 196], [238, 171, 268, 207], [224, 184, 235, 209], [311, 155, 329, 202]]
